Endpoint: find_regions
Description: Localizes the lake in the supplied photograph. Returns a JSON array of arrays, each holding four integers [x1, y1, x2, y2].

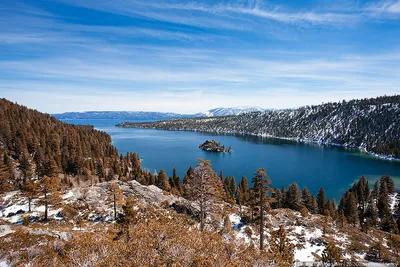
[[61, 118, 400, 201]]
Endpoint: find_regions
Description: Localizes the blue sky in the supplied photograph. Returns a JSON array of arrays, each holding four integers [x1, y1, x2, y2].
[[1, 0, 400, 113]]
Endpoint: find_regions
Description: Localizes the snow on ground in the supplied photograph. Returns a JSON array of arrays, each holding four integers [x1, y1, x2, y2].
[[389, 193, 398, 212], [0, 260, 9, 267], [294, 242, 322, 262], [62, 191, 74, 199], [0, 225, 14, 237], [229, 214, 241, 230], [1, 191, 17, 201], [0, 203, 28, 217]]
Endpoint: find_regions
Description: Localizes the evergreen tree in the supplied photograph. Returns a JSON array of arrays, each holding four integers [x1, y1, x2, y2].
[[237, 176, 250, 208], [280, 185, 286, 208], [347, 192, 359, 227], [378, 181, 391, 218], [251, 168, 274, 251], [131, 153, 141, 180], [285, 182, 302, 211], [321, 243, 341, 266], [310, 195, 318, 214], [170, 167, 183, 196], [157, 169, 171, 192], [366, 197, 378, 229], [271, 187, 282, 209], [0, 152, 12, 193], [22, 179, 39, 212], [380, 175, 395, 194], [371, 180, 379, 199], [317, 187, 327, 215], [185, 159, 219, 231], [301, 187, 312, 212], [108, 182, 124, 220], [38, 176, 61, 222], [269, 225, 295, 266], [19, 152, 33, 181], [356, 176, 370, 221], [183, 166, 194, 197]]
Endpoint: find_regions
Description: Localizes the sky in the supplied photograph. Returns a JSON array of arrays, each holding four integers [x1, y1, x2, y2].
[[1, 0, 400, 114]]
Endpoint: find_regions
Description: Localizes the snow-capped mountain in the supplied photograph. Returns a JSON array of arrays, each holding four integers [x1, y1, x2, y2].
[[196, 107, 265, 117], [53, 107, 265, 120]]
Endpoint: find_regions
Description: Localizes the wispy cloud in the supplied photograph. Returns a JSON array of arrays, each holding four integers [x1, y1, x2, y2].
[[55, 0, 359, 29], [366, 0, 400, 15]]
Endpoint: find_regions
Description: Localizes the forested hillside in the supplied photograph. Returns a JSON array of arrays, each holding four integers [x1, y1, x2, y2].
[[119, 95, 400, 158], [0, 98, 141, 193]]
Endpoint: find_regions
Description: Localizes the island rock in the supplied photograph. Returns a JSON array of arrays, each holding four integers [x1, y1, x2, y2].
[[199, 140, 232, 153]]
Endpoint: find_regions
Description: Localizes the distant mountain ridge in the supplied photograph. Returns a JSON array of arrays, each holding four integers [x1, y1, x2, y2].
[[196, 107, 266, 117], [117, 95, 400, 160], [53, 107, 265, 120]]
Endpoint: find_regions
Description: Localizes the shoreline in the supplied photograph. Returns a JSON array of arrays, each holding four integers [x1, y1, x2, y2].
[[116, 124, 400, 162]]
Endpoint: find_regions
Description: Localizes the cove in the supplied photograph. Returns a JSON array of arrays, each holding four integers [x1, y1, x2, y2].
[[62, 118, 400, 201]]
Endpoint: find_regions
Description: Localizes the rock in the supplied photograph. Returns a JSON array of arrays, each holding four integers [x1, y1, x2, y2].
[[0, 225, 13, 237], [199, 140, 232, 153]]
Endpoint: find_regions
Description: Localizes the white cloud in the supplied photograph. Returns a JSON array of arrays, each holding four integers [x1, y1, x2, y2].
[[366, 0, 400, 15]]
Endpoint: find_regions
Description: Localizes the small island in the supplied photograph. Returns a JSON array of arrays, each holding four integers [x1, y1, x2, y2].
[[199, 140, 232, 153]]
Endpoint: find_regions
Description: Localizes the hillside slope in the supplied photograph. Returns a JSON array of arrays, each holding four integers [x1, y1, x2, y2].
[[118, 95, 400, 159], [1, 181, 399, 266], [0, 98, 128, 193]]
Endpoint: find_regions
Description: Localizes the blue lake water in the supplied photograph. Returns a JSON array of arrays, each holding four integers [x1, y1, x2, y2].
[[62, 118, 400, 201]]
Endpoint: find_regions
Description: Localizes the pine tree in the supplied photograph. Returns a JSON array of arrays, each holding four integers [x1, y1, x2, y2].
[[19, 152, 33, 181], [286, 182, 302, 211], [237, 176, 250, 209], [309, 195, 318, 214], [378, 181, 390, 218], [251, 168, 274, 251], [183, 166, 194, 197], [22, 179, 39, 212], [280, 185, 286, 208], [131, 153, 141, 180], [38, 176, 61, 222], [0, 152, 12, 193], [347, 192, 359, 227], [356, 176, 370, 225], [366, 197, 378, 229], [371, 180, 379, 199], [185, 159, 219, 231], [118, 196, 138, 242], [108, 182, 124, 220], [317, 187, 327, 215], [170, 167, 183, 196], [338, 210, 345, 228], [271, 187, 282, 209], [157, 169, 171, 192], [269, 225, 295, 266], [380, 175, 395, 194], [301, 187, 312, 212], [321, 243, 341, 266]]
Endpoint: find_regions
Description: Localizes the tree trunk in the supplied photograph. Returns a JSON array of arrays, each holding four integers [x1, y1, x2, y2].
[[113, 194, 117, 220], [44, 192, 48, 222], [200, 203, 204, 231], [28, 197, 31, 212], [260, 193, 264, 251]]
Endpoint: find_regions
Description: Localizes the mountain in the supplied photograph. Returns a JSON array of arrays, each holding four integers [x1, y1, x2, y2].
[[196, 107, 266, 117], [117, 95, 400, 159], [52, 111, 194, 121], [53, 107, 265, 120]]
